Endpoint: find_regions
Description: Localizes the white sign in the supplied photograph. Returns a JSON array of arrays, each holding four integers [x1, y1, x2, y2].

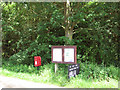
[[53, 48, 62, 62], [35, 61, 37, 65], [64, 48, 74, 62]]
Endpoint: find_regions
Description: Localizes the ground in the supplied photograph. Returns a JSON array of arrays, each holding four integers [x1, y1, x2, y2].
[[0, 75, 63, 88]]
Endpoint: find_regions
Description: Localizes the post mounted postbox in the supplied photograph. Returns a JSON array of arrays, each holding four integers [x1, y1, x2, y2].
[[34, 56, 41, 67]]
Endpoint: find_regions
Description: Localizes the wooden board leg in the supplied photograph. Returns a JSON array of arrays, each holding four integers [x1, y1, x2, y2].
[[55, 63, 58, 73]]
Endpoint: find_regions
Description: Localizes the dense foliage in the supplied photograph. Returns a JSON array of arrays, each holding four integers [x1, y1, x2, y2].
[[3, 60, 119, 80], [2, 2, 119, 66]]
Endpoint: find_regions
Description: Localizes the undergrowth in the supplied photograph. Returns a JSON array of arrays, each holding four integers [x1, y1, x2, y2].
[[1, 60, 119, 88]]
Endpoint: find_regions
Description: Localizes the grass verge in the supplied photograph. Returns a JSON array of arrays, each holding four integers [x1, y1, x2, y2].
[[0, 62, 119, 88]]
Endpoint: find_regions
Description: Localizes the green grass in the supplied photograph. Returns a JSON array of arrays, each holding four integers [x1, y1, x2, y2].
[[0, 68, 118, 88], [66, 76, 118, 88], [0, 61, 119, 88]]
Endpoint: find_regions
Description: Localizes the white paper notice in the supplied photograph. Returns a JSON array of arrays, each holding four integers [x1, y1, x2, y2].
[[35, 61, 37, 65], [53, 48, 62, 62], [64, 48, 74, 62]]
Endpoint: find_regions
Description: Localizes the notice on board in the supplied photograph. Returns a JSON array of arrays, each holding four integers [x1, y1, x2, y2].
[[53, 48, 62, 62], [64, 48, 74, 62]]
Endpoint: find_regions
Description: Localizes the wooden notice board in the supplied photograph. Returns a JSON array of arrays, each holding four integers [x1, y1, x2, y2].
[[51, 46, 77, 64]]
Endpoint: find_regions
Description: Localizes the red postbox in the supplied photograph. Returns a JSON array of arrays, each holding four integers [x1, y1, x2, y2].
[[34, 56, 41, 67]]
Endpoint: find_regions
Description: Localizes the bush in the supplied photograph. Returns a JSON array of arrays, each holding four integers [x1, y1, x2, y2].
[[78, 61, 119, 80], [2, 60, 119, 84], [9, 51, 29, 64]]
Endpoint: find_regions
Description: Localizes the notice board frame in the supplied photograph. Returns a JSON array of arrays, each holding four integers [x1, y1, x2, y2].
[[51, 46, 77, 64]]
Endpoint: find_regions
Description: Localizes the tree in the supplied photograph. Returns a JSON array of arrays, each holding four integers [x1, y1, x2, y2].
[[2, 2, 119, 66]]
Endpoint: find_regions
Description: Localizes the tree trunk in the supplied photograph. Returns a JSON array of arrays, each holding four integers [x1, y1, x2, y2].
[[65, 29, 73, 40], [64, 0, 73, 42]]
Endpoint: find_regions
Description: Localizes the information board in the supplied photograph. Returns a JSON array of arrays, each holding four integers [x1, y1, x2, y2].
[[68, 64, 80, 79], [51, 46, 77, 64]]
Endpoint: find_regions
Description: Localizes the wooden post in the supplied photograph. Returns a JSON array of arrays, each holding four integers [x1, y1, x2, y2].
[[37, 66, 39, 70], [55, 63, 58, 73]]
